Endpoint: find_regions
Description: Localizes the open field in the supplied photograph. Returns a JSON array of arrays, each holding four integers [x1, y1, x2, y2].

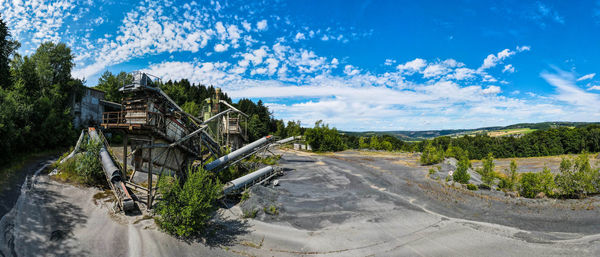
[[487, 128, 537, 137], [2, 149, 600, 256], [471, 153, 600, 174]]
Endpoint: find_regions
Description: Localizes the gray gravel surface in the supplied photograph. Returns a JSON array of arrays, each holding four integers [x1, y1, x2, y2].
[[2, 149, 600, 256]]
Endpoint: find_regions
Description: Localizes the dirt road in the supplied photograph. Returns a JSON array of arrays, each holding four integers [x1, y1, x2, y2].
[[2, 150, 600, 256]]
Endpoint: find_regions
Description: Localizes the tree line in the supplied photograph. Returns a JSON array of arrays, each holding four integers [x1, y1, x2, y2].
[[0, 17, 82, 166]]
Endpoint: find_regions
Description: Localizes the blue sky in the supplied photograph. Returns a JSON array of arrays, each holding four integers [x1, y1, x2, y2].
[[2, 0, 600, 131]]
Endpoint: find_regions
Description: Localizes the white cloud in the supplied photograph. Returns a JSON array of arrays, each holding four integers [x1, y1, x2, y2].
[[480, 49, 515, 71], [384, 59, 396, 66], [482, 85, 501, 95], [577, 73, 596, 81], [0, 0, 75, 44], [396, 58, 427, 74], [503, 64, 515, 73], [214, 43, 229, 52], [541, 70, 600, 109], [517, 45, 531, 52], [294, 32, 305, 42], [588, 86, 600, 91], [256, 19, 268, 31], [343, 65, 360, 76], [241, 21, 251, 31]]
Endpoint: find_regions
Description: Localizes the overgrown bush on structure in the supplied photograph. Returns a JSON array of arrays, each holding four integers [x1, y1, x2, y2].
[[466, 184, 478, 190], [56, 139, 105, 186], [155, 166, 222, 238]]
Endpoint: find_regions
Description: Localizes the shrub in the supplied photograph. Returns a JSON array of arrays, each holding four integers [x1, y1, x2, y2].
[[555, 153, 600, 198], [466, 184, 478, 190], [241, 190, 250, 202], [428, 168, 436, 176], [519, 168, 555, 198], [56, 139, 105, 186], [264, 205, 279, 215], [154, 166, 222, 238], [453, 156, 471, 184], [420, 143, 444, 165]]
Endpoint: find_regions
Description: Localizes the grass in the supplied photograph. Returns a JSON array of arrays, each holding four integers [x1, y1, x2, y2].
[[242, 209, 258, 219]]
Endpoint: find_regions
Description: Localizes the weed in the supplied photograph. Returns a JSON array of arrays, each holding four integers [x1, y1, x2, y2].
[[264, 205, 279, 215], [242, 209, 258, 219]]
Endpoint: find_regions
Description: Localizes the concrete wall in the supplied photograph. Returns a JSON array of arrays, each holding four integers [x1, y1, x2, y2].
[[73, 88, 105, 128]]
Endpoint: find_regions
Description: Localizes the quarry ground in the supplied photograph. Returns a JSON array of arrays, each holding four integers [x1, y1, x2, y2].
[[2, 149, 600, 256]]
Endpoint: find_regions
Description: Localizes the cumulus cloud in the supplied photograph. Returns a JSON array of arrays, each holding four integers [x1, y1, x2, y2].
[[256, 19, 268, 31], [294, 32, 305, 41], [214, 43, 229, 52], [396, 58, 427, 73]]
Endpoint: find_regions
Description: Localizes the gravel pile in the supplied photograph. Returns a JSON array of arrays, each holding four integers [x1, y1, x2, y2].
[[431, 157, 483, 185]]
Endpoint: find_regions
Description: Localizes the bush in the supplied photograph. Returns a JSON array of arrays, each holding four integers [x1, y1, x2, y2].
[[420, 143, 444, 165], [466, 184, 478, 190], [554, 153, 600, 198], [56, 139, 105, 186], [519, 168, 555, 198], [154, 166, 222, 238], [453, 156, 471, 184]]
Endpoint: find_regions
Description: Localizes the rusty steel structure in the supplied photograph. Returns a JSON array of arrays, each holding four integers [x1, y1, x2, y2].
[[98, 71, 290, 211]]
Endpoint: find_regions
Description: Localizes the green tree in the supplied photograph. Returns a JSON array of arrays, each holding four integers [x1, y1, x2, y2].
[[0, 17, 19, 89], [304, 120, 345, 152], [453, 156, 471, 184], [155, 166, 222, 238], [359, 137, 369, 149], [248, 114, 268, 141], [420, 142, 444, 165], [182, 101, 201, 117], [95, 71, 132, 103], [506, 160, 518, 191], [480, 153, 495, 185], [285, 120, 302, 137]]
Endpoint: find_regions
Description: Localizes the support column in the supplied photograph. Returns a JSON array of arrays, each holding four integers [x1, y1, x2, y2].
[[123, 134, 128, 180], [148, 136, 153, 209]]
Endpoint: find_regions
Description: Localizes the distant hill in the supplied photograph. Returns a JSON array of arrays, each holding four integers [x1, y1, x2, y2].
[[343, 122, 600, 141]]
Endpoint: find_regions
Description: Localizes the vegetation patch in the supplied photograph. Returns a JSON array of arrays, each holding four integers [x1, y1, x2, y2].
[[154, 166, 222, 238], [54, 139, 106, 187], [264, 205, 279, 215]]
